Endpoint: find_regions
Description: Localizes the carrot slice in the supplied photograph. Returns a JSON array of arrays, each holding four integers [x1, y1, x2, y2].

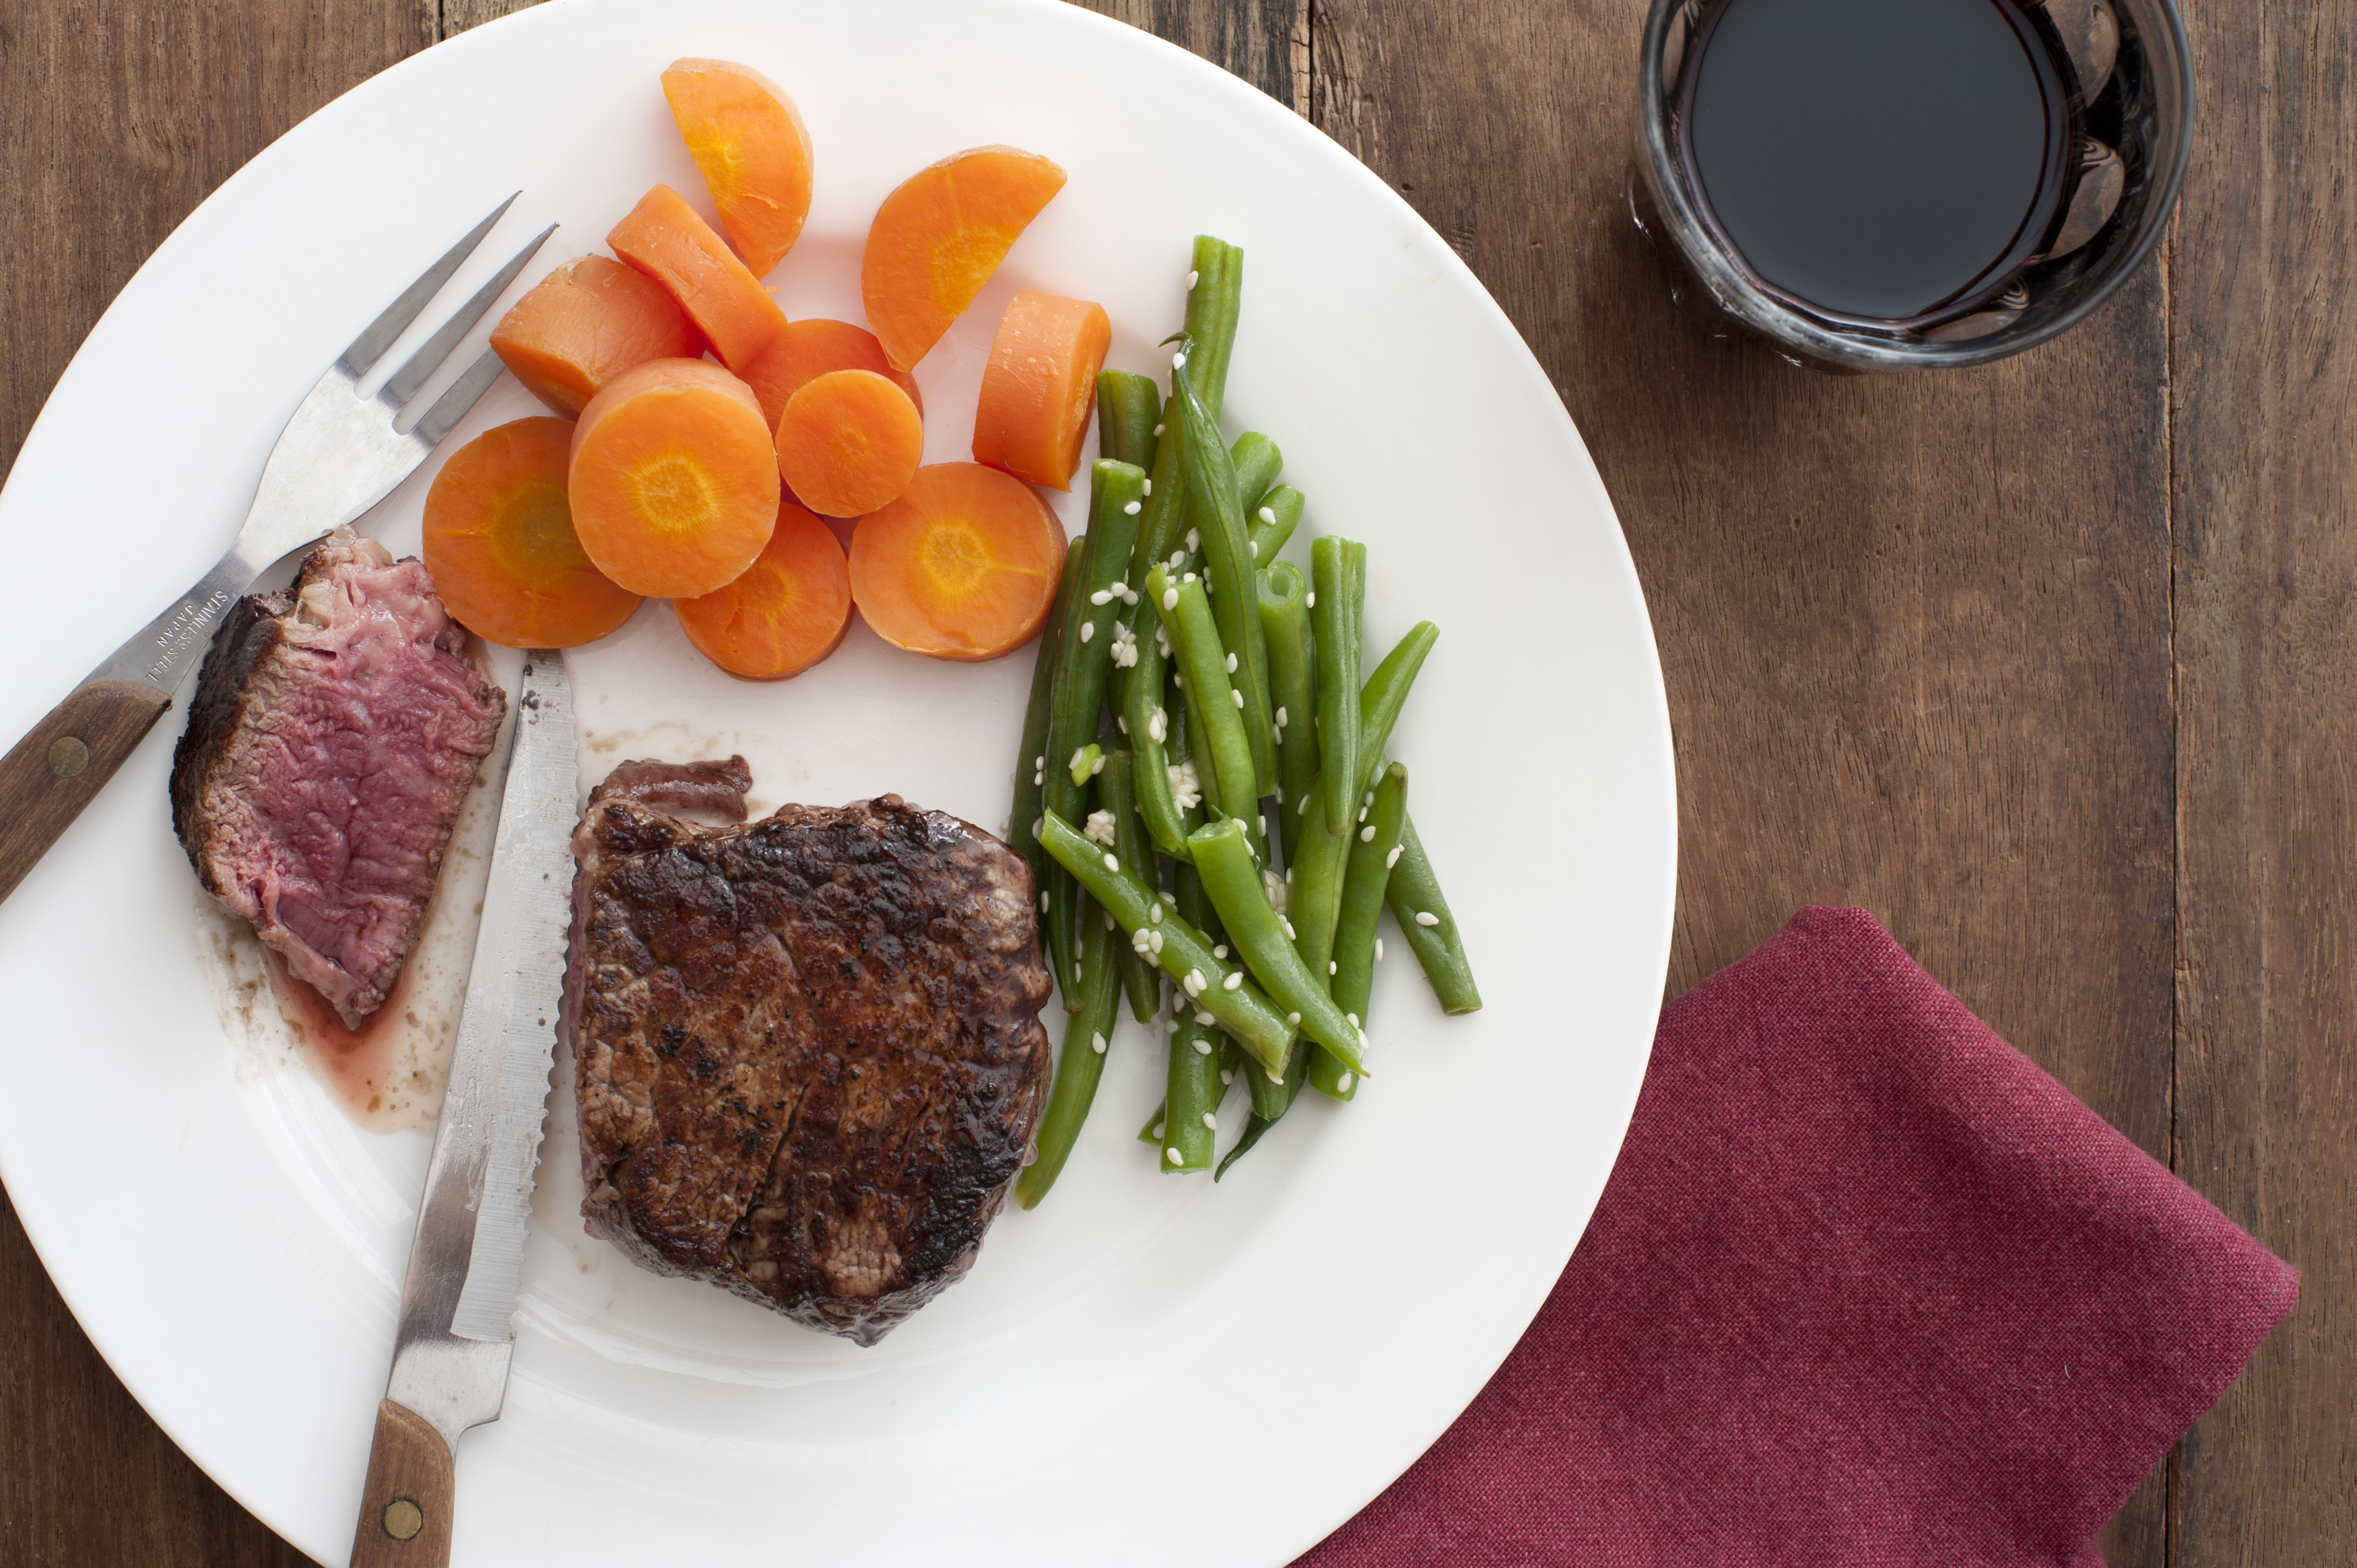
[[737, 318, 924, 431], [774, 370, 925, 519], [860, 146, 1068, 372], [489, 255, 704, 417], [661, 58, 814, 277], [568, 358, 781, 599], [608, 184, 789, 372], [674, 498, 852, 679], [971, 290, 1112, 491], [424, 417, 642, 648], [848, 463, 1067, 661]]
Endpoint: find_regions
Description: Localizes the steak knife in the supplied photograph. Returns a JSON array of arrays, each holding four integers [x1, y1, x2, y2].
[[350, 650, 575, 1568]]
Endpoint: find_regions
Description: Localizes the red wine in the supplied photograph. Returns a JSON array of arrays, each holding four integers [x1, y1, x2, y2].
[[1675, 0, 2078, 327]]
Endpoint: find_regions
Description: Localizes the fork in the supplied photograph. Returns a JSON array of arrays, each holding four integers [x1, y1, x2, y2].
[[0, 197, 554, 907]]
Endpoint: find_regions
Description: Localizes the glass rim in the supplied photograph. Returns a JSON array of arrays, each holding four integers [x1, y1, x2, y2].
[[1634, 0, 2197, 370]]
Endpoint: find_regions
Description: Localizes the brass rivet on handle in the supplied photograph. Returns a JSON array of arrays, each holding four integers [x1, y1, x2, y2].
[[380, 1498, 425, 1542], [47, 737, 90, 778]]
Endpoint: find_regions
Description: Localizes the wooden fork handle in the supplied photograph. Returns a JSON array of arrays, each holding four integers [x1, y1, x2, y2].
[[0, 679, 172, 906], [350, 1399, 457, 1568]]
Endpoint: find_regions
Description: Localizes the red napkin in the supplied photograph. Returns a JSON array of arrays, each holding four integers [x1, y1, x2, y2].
[[1303, 906, 2297, 1568]]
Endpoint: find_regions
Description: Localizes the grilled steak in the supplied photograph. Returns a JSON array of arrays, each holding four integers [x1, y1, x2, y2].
[[170, 528, 507, 1028], [566, 759, 1053, 1344]]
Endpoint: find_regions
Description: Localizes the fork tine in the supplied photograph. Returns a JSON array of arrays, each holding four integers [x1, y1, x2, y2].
[[337, 193, 519, 379], [409, 349, 510, 451], [377, 223, 558, 411]]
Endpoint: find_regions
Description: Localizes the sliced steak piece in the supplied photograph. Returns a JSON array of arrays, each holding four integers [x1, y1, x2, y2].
[[566, 759, 1053, 1345], [170, 528, 508, 1028]]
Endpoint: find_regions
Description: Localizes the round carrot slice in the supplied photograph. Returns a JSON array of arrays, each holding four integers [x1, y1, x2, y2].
[[848, 463, 1067, 662], [737, 318, 923, 431], [568, 358, 781, 599], [661, 59, 815, 277], [423, 417, 640, 648], [673, 499, 852, 679], [489, 255, 703, 418], [972, 289, 1111, 491], [774, 370, 925, 518]]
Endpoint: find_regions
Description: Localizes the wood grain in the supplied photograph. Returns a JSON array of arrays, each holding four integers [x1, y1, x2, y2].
[[346, 1402, 455, 1568], [2168, 0, 2357, 1555], [0, 680, 175, 905], [0, 4, 434, 1564]]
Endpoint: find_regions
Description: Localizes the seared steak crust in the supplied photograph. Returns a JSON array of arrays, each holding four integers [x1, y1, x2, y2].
[[568, 761, 1053, 1344], [171, 529, 506, 1027]]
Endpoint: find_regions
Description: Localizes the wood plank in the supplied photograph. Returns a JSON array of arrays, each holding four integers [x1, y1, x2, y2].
[[0, 3, 436, 1563], [1302, 3, 2176, 1563], [2168, 0, 2357, 1557]]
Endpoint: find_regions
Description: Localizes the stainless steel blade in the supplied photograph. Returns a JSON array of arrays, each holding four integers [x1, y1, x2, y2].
[[381, 650, 576, 1451]]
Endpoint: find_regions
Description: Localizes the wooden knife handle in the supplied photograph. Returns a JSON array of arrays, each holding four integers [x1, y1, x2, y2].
[[0, 679, 172, 906], [350, 1399, 456, 1568]]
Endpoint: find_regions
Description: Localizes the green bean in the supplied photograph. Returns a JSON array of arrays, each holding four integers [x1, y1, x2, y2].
[[1311, 762, 1407, 1099], [1249, 485, 1303, 563], [1067, 742, 1104, 787], [1387, 815, 1482, 1014], [1037, 811, 1296, 1073], [1014, 893, 1123, 1208], [1121, 609, 1192, 858], [1358, 620, 1439, 772], [1229, 432, 1282, 517], [1127, 236, 1243, 581], [1172, 351, 1276, 794], [1159, 864, 1228, 1171], [1243, 1035, 1310, 1122], [1096, 371, 1160, 470], [1138, 1038, 1242, 1145], [1188, 818, 1367, 1074], [1259, 564, 1317, 862], [1310, 537, 1366, 835], [1040, 461, 1148, 940], [1017, 550, 1088, 998], [1098, 749, 1162, 1024], [1146, 565, 1260, 852]]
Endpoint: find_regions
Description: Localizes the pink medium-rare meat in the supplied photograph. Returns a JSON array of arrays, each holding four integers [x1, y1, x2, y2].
[[170, 528, 508, 1028], [566, 759, 1054, 1345]]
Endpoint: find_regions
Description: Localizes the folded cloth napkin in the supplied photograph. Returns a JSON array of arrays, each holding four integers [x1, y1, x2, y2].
[[1302, 906, 2298, 1568]]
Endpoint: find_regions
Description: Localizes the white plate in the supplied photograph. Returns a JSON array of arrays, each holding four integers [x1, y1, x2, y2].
[[0, 1, 1674, 1562]]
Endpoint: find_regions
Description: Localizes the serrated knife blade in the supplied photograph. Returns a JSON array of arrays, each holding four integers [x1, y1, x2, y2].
[[349, 650, 576, 1568]]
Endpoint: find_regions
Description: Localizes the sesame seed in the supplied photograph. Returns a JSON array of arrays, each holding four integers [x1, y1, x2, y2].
[[1123, 500, 1142, 516], [1185, 969, 1205, 994], [1104, 910, 1117, 931], [1185, 529, 1200, 549], [1163, 588, 1179, 611], [1223, 972, 1243, 991], [1193, 1037, 1212, 1056], [1201, 1112, 1218, 1130], [1232, 689, 1244, 708], [1167, 1147, 1184, 1164], [1032, 817, 1044, 840], [1346, 1012, 1360, 1027], [1212, 944, 1228, 959], [1386, 846, 1403, 868], [1195, 1009, 1217, 1025], [1328, 959, 1338, 975], [1275, 706, 1288, 727], [1152, 1122, 1165, 1138], [1281, 918, 1296, 939], [1416, 911, 1440, 926], [1142, 479, 1152, 496], [1117, 716, 1129, 734], [1091, 753, 1106, 776], [1336, 1072, 1355, 1093], [1360, 825, 1376, 842], [1358, 806, 1368, 822], [1298, 794, 1313, 816], [1376, 937, 1386, 961], [1149, 929, 1164, 954], [1267, 1072, 1284, 1086], [1148, 902, 1164, 923], [1035, 755, 1046, 770], [1148, 708, 1167, 743], [1167, 1019, 1180, 1035], [1040, 892, 1050, 912], [1090, 588, 1111, 605], [1286, 1011, 1302, 1025], [1091, 1032, 1107, 1054], [1079, 621, 1094, 642], [1172, 351, 1187, 369], [1070, 749, 1087, 771], [1220, 1068, 1235, 1085], [1186, 269, 1199, 288], [1183, 572, 1197, 584], [1154, 423, 1165, 436], [1306, 591, 1316, 607], [1102, 852, 1119, 872], [1249, 541, 1259, 558], [1258, 506, 1277, 525], [1226, 652, 1238, 674]]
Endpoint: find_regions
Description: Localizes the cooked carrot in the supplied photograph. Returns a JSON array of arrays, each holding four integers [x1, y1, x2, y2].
[[674, 498, 852, 679], [608, 184, 789, 372], [860, 146, 1068, 372], [489, 255, 704, 418], [737, 318, 924, 431], [661, 59, 814, 278], [972, 290, 1111, 491], [774, 370, 925, 519], [424, 417, 642, 648], [848, 463, 1067, 660], [568, 358, 780, 599]]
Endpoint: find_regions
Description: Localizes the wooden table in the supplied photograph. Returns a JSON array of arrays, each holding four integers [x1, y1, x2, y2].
[[1, 1, 2346, 1562]]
